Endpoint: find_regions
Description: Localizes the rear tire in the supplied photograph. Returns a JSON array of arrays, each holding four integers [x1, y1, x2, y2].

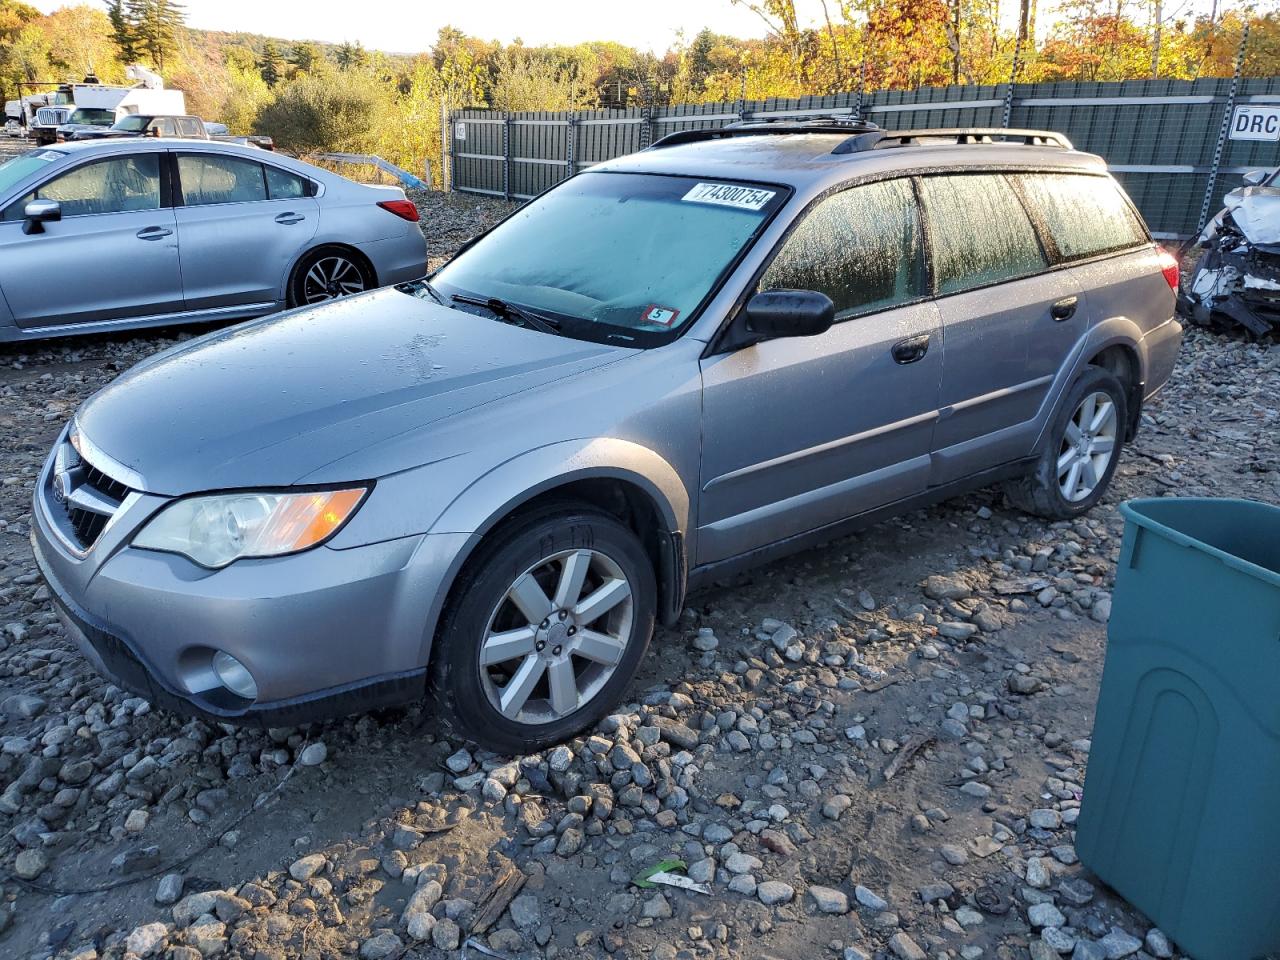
[[430, 505, 656, 755], [1003, 365, 1128, 520], [288, 247, 372, 307]]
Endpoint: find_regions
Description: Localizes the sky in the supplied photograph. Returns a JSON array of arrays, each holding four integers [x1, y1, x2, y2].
[[31, 0, 782, 53]]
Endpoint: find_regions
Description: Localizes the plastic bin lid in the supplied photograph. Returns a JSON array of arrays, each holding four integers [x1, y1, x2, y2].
[[1122, 498, 1280, 588]]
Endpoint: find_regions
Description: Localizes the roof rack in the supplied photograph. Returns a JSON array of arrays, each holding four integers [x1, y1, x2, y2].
[[873, 128, 1073, 149], [649, 114, 880, 150]]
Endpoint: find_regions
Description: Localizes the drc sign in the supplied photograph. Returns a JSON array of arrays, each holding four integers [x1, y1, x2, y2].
[[1231, 105, 1280, 142]]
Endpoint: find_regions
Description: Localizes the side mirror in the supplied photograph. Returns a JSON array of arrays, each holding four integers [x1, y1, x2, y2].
[[1242, 169, 1268, 187], [744, 288, 835, 340], [22, 198, 61, 235]]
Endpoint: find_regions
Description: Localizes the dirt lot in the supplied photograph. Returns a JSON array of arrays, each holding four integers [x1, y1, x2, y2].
[[0, 195, 1277, 960]]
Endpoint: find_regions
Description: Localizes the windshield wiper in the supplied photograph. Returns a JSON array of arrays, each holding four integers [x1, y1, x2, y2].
[[451, 293, 561, 335], [415, 279, 447, 304]]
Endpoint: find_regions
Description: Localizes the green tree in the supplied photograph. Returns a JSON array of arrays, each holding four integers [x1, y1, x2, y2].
[[255, 69, 389, 154], [290, 41, 320, 75], [335, 40, 368, 71], [258, 38, 282, 86], [125, 0, 185, 69], [105, 0, 137, 62]]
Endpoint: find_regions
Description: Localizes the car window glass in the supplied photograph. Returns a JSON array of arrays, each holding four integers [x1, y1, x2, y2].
[[918, 173, 1048, 295], [178, 154, 267, 205], [153, 118, 176, 136], [264, 165, 308, 200], [759, 178, 924, 318], [2, 154, 161, 220], [1015, 173, 1147, 260], [177, 118, 201, 137]]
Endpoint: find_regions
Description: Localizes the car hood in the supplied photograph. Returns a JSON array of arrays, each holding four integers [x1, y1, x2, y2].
[[76, 288, 632, 494]]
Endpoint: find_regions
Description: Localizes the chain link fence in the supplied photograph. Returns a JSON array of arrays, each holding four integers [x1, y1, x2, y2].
[[446, 77, 1280, 238]]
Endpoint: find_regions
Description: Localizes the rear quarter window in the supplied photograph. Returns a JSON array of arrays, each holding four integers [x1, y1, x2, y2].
[[1015, 173, 1148, 261]]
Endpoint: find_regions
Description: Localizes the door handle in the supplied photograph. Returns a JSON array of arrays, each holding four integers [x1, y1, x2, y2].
[[136, 226, 173, 240], [1051, 296, 1079, 321], [892, 334, 930, 365], [274, 212, 305, 225]]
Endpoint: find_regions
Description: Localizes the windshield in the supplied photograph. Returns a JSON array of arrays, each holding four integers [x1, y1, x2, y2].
[[427, 172, 787, 345], [112, 115, 149, 132], [69, 108, 114, 125], [0, 150, 63, 198]]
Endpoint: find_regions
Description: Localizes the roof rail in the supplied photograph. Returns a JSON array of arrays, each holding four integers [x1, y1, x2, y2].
[[649, 114, 880, 150], [873, 128, 1073, 150]]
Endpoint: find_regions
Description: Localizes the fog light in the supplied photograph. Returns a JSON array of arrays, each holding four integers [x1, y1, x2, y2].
[[211, 651, 258, 700]]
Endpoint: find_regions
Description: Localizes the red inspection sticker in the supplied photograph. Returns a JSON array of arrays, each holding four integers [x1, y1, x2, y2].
[[641, 304, 680, 326]]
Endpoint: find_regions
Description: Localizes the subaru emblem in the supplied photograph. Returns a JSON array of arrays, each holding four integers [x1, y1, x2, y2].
[[52, 470, 69, 504]]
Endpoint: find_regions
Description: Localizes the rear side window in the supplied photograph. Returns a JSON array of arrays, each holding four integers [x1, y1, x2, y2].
[[760, 177, 925, 318], [918, 174, 1048, 296], [264, 164, 309, 200], [178, 154, 266, 205], [152, 118, 177, 137], [1015, 173, 1147, 260], [176, 117, 202, 138]]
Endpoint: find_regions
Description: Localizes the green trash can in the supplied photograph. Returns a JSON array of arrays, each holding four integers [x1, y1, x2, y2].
[[1076, 498, 1280, 960]]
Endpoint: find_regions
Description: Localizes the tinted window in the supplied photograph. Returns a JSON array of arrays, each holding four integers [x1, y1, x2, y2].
[[760, 178, 924, 318], [176, 117, 202, 137], [2, 154, 161, 220], [265, 164, 308, 200], [918, 174, 1048, 295], [178, 154, 266, 205], [1015, 173, 1147, 260]]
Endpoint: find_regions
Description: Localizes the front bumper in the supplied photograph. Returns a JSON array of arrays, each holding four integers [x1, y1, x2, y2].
[[31, 434, 470, 725]]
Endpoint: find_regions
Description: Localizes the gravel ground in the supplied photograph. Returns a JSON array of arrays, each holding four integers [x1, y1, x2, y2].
[[0, 197, 1278, 960]]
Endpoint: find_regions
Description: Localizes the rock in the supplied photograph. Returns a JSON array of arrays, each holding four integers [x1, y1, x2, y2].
[[960, 781, 992, 799], [548, 745, 573, 771], [298, 742, 327, 766], [431, 918, 461, 950], [1009, 674, 1043, 695], [556, 827, 584, 856], [186, 916, 226, 956], [444, 748, 473, 773], [939, 844, 968, 865], [725, 852, 762, 874], [360, 933, 403, 960], [822, 794, 852, 819], [1072, 941, 1107, 960], [1030, 808, 1062, 829], [917, 881, 954, 904], [289, 854, 326, 881], [642, 892, 673, 918], [1091, 596, 1112, 622], [692, 627, 719, 651], [756, 880, 794, 905], [889, 931, 927, 960], [1059, 877, 1096, 905], [403, 879, 443, 939], [124, 808, 149, 833], [854, 885, 887, 911], [125, 922, 168, 957], [1028, 902, 1066, 928], [509, 893, 541, 930], [1098, 928, 1143, 958], [923, 575, 971, 600], [1, 693, 47, 719], [954, 906, 983, 927], [1145, 929, 1173, 959], [806, 884, 848, 914], [1026, 856, 1052, 888], [155, 873, 184, 905], [938, 621, 978, 640], [172, 891, 221, 928], [14, 848, 47, 880]]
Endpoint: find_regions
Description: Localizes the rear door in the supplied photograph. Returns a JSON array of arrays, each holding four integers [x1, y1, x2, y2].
[[919, 172, 1082, 485], [0, 151, 183, 327], [697, 177, 943, 565], [172, 151, 318, 309]]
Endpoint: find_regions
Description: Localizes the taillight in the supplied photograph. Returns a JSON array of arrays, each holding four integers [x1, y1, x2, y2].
[[377, 199, 419, 222], [1156, 246, 1180, 290]]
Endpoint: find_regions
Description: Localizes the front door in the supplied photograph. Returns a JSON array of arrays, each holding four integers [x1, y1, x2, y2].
[[697, 177, 943, 566], [0, 152, 183, 328], [172, 152, 318, 309]]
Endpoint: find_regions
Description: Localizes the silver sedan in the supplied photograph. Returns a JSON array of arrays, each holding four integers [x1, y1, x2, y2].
[[0, 139, 427, 341]]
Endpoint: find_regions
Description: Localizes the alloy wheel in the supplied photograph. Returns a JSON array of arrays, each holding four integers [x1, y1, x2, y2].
[[1057, 390, 1118, 502], [301, 255, 366, 303], [478, 549, 634, 725]]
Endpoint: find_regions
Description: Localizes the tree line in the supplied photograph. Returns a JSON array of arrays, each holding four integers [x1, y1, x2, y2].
[[1, 0, 1277, 188]]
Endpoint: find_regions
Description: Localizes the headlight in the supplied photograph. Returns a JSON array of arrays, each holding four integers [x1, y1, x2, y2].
[[133, 488, 367, 569]]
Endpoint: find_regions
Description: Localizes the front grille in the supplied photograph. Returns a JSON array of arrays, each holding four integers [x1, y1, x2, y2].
[[49, 432, 134, 552]]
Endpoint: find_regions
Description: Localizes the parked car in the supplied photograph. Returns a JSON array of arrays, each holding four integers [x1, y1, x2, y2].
[[68, 113, 276, 150], [54, 106, 118, 141], [0, 139, 426, 341], [30, 122, 1182, 753]]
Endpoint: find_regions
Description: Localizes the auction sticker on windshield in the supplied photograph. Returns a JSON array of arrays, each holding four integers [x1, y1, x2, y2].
[[682, 182, 776, 211]]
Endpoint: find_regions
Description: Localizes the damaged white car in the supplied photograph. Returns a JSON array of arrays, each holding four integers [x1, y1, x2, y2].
[[1180, 168, 1280, 337]]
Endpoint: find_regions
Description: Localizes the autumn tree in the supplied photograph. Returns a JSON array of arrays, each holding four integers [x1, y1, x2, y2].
[[258, 38, 282, 86]]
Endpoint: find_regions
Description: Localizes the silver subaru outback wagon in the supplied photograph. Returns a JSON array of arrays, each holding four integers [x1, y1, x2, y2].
[[31, 121, 1183, 754]]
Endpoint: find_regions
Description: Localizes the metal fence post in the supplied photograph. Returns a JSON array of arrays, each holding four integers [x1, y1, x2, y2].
[[440, 100, 450, 193], [1002, 36, 1023, 128], [566, 111, 577, 180], [1197, 23, 1251, 235], [502, 112, 511, 200]]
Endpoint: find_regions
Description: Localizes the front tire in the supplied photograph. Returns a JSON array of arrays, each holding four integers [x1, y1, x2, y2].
[[1003, 365, 1128, 520], [431, 506, 656, 755], [288, 247, 372, 306]]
